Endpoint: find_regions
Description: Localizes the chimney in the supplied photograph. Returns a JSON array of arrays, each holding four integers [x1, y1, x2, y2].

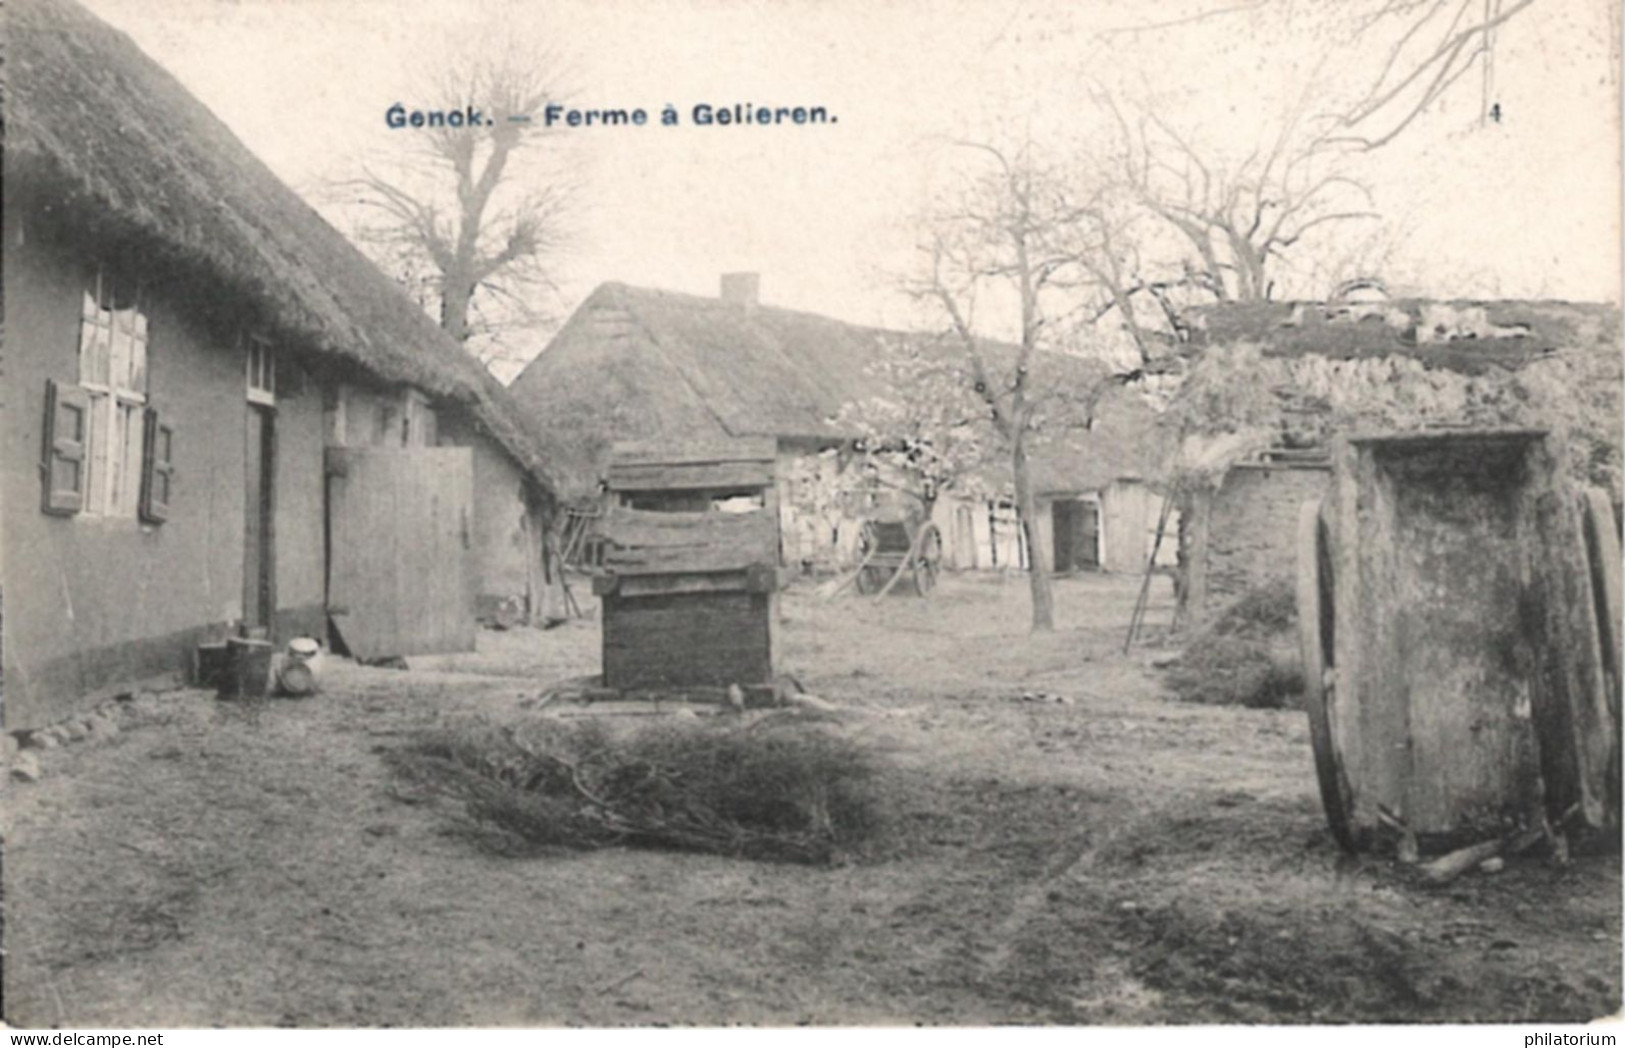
[[720, 272, 760, 311]]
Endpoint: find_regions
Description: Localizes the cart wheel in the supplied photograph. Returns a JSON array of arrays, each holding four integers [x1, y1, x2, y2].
[[1580, 488, 1621, 826], [855, 565, 877, 595], [913, 559, 937, 596], [1580, 488, 1621, 714], [1297, 500, 1358, 852]]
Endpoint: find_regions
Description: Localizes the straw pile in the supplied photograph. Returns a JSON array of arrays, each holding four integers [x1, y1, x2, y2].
[[389, 715, 883, 865]]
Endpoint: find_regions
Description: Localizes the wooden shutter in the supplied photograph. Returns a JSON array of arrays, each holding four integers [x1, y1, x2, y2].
[[140, 406, 174, 523], [41, 379, 89, 515]]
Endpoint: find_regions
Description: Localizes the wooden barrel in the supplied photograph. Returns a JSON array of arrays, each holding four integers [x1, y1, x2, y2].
[[223, 637, 275, 700]]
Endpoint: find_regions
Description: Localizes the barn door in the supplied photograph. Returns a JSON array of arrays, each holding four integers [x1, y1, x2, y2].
[[326, 446, 475, 660]]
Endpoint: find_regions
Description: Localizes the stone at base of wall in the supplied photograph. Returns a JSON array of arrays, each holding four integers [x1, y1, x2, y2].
[[7, 684, 192, 782], [11, 751, 42, 783]]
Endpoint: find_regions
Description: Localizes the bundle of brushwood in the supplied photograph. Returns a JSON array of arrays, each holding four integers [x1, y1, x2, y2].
[[388, 716, 882, 865]]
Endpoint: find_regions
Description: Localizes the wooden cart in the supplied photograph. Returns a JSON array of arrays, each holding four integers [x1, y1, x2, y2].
[[1297, 429, 1620, 854], [854, 519, 943, 597]]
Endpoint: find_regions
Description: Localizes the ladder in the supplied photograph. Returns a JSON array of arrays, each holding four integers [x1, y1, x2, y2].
[[1123, 491, 1176, 654]]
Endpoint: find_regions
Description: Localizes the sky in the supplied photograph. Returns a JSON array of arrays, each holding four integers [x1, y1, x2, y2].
[[82, 0, 1622, 378]]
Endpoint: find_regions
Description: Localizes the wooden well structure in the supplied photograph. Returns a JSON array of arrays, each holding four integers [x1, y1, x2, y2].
[[592, 440, 781, 693], [1298, 429, 1620, 853]]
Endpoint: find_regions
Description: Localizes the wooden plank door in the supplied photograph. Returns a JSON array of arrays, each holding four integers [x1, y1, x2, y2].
[[326, 446, 475, 660], [1051, 500, 1078, 574], [243, 405, 275, 636], [1079, 501, 1101, 569]]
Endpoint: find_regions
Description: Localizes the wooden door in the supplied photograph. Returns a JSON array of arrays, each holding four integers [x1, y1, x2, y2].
[[243, 405, 275, 635], [1052, 500, 1078, 574], [326, 445, 475, 660], [954, 503, 977, 569], [1079, 500, 1101, 569]]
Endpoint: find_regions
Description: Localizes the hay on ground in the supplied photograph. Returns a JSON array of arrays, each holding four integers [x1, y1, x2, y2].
[[1166, 579, 1303, 710], [388, 715, 882, 865]]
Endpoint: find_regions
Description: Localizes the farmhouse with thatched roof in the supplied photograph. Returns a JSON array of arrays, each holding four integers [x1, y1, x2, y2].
[[1174, 297, 1622, 626], [3, 0, 561, 729], [510, 275, 1169, 575]]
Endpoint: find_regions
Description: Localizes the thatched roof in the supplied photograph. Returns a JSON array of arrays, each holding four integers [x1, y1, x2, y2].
[[4, 0, 554, 495], [510, 282, 891, 452], [1188, 299, 1621, 376], [512, 281, 1159, 498], [1025, 386, 1168, 495]]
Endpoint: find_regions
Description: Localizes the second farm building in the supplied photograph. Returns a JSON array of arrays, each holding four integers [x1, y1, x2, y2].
[[510, 275, 1175, 580]]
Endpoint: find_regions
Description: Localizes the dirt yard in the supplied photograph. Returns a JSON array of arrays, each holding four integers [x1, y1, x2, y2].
[[4, 573, 1619, 1027]]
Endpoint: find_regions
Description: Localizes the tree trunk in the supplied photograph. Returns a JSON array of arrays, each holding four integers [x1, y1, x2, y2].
[[440, 277, 476, 344], [1109, 284, 1152, 366], [1012, 438, 1054, 631]]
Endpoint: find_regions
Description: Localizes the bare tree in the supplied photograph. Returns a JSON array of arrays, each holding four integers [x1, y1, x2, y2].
[[1099, 92, 1379, 305], [907, 143, 1119, 631], [332, 46, 573, 367]]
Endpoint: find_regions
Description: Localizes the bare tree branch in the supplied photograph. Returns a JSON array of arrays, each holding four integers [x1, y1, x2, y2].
[[1328, 0, 1536, 148], [1099, 0, 1274, 37], [1099, 0, 1537, 151]]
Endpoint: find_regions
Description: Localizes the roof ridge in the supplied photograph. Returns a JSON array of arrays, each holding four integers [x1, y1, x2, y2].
[[592, 280, 910, 340]]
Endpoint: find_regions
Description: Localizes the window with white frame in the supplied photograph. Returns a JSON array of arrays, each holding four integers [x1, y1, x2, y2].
[[77, 268, 149, 517], [246, 333, 276, 405]]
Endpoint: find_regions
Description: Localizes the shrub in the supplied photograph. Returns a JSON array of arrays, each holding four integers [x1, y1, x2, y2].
[[388, 714, 882, 865], [1166, 579, 1304, 709]]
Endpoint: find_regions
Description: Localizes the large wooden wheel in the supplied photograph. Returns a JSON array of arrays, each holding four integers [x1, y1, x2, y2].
[[1580, 488, 1621, 824], [1580, 488, 1622, 716], [1297, 499, 1358, 852]]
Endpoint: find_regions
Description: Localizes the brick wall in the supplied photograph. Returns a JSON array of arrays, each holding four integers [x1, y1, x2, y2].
[[1184, 464, 1330, 624]]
